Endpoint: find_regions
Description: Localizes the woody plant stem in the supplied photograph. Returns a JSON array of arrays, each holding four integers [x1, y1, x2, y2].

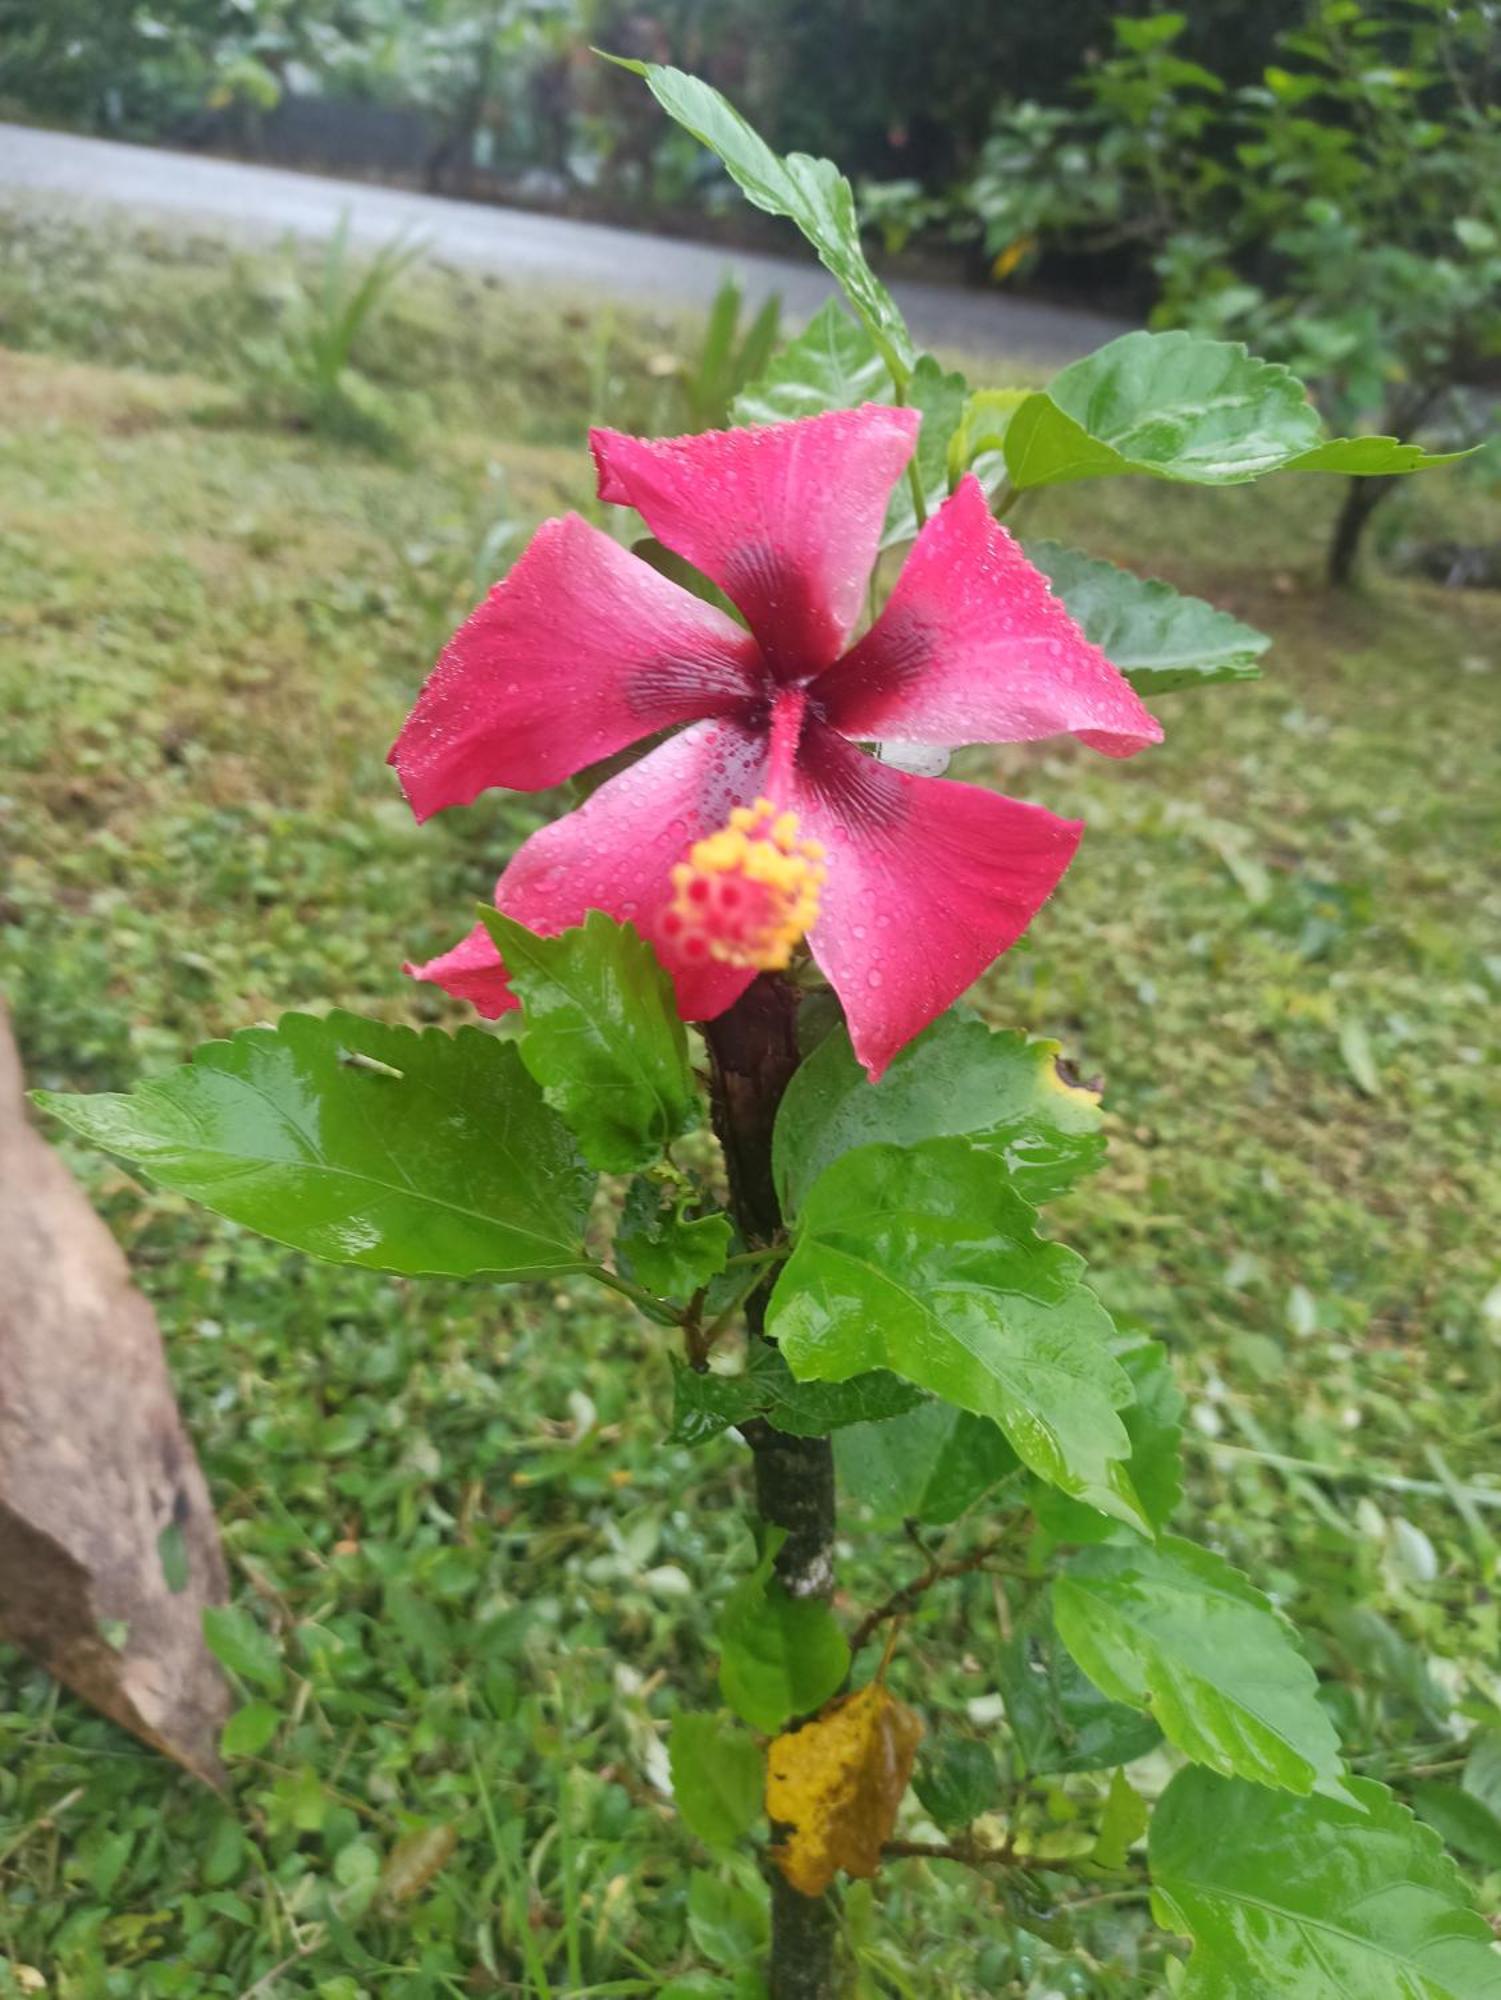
[[704, 974, 839, 2000]]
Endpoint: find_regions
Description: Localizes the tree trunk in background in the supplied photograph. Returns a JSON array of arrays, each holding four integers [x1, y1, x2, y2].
[[1328, 473, 1398, 587], [0, 1004, 231, 1785], [705, 978, 840, 2000]]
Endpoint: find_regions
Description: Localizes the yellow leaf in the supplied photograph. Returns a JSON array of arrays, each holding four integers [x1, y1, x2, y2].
[[766, 1683, 924, 1897], [991, 235, 1038, 282]]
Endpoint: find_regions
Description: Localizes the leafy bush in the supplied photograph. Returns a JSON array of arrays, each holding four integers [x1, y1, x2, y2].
[[905, 0, 1500, 581], [237, 213, 425, 450], [0, 0, 282, 134], [677, 274, 783, 431]]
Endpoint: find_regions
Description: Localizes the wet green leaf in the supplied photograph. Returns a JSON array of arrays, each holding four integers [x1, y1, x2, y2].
[[608, 58, 914, 373], [618, 1178, 732, 1298], [719, 1535, 850, 1734], [836, 1398, 1018, 1526], [1150, 1769, 1501, 1997], [913, 1735, 1000, 1830], [1004, 331, 1468, 492], [997, 1596, 1162, 1776], [1055, 1535, 1348, 1795], [732, 299, 890, 424], [1026, 539, 1269, 695], [482, 910, 697, 1173], [1284, 435, 1472, 474], [671, 1344, 923, 1447], [35, 1012, 594, 1281], [769, 1138, 1144, 1528], [773, 1011, 1106, 1219], [1005, 333, 1321, 488], [1031, 1329, 1184, 1541]]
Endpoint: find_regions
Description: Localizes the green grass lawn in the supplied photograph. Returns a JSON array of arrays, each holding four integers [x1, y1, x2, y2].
[[2, 209, 1499, 1999]]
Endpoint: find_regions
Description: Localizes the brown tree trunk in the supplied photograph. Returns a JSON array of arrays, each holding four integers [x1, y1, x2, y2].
[[704, 978, 840, 2000], [1328, 473, 1397, 587]]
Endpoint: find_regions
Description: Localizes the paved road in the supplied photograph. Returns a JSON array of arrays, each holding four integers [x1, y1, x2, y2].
[[0, 122, 1127, 366]]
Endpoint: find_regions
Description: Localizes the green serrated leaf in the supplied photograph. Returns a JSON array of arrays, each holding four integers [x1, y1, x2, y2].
[[619, 1178, 732, 1298], [607, 57, 914, 375], [671, 1344, 924, 1447], [913, 1735, 1000, 1831], [772, 1011, 1106, 1220], [1284, 436, 1473, 474], [1025, 540, 1270, 695], [480, 910, 696, 1173], [768, 1137, 1145, 1528], [997, 1596, 1162, 1776], [1110, 1332, 1185, 1528], [732, 299, 891, 424], [1031, 1329, 1184, 1542], [718, 1534, 850, 1734], [1003, 330, 1465, 493], [34, 1012, 594, 1281], [1150, 1768, 1501, 1998], [1005, 332, 1321, 489], [1054, 1536, 1347, 1796], [202, 1606, 284, 1698], [669, 1714, 765, 1849], [836, 1398, 1018, 1526]]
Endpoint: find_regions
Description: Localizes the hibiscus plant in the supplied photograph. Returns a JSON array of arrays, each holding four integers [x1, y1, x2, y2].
[[36, 59, 1491, 2000]]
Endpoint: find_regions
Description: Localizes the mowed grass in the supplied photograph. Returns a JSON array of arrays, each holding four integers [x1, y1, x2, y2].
[[1, 208, 1500, 1998]]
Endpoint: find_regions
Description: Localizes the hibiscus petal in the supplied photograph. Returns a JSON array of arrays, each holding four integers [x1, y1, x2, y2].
[[788, 723, 1083, 1080], [390, 513, 763, 819], [814, 475, 1162, 758], [407, 720, 767, 1021], [590, 407, 920, 680]]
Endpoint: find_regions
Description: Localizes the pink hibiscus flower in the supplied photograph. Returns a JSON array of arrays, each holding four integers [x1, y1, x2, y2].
[[391, 405, 1160, 1078]]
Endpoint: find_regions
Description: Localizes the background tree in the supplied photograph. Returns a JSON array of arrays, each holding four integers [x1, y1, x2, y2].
[[907, 0, 1500, 582]]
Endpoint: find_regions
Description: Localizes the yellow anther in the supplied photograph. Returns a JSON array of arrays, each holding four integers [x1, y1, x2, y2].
[[661, 800, 826, 972]]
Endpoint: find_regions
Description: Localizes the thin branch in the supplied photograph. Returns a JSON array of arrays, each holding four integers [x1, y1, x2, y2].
[[883, 1835, 1022, 1868], [848, 1538, 1021, 1652], [236, 1937, 321, 2000], [722, 1245, 787, 1274], [1059, 1885, 1151, 1913], [588, 1264, 682, 1326], [696, 1258, 786, 1355]]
